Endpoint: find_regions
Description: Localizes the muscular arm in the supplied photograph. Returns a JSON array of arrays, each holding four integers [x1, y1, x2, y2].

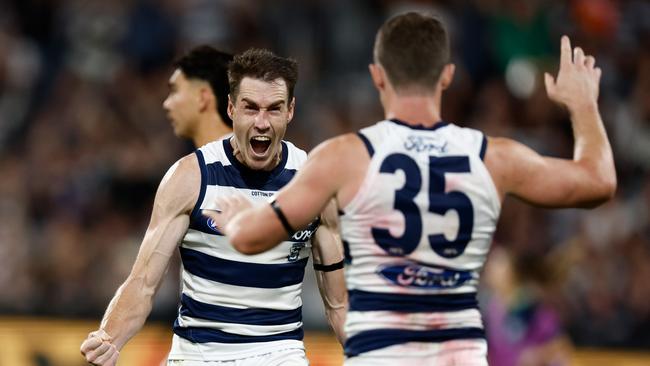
[[81, 154, 199, 364], [485, 36, 616, 208], [311, 200, 347, 344], [207, 134, 367, 255]]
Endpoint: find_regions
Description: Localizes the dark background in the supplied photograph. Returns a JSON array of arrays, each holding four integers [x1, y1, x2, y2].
[[0, 0, 648, 349]]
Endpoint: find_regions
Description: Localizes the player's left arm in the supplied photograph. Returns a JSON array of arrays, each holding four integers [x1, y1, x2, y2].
[[311, 199, 347, 344]]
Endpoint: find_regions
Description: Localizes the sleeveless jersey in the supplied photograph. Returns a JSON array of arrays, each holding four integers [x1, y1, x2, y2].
[[169, 138, 319, 361], [340, 119, 501, 358]]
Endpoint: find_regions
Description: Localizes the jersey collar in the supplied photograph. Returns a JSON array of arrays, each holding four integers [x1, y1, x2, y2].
[[388, 118, 450, 131]]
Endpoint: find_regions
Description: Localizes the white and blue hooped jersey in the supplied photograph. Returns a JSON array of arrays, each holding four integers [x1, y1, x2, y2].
[[169, 138, 319, 361], [340, 119, 501, 358]]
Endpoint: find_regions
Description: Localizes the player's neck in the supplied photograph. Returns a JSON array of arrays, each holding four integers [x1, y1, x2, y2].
[[385, 94, 443, 127], [192, 116, 232, 148]]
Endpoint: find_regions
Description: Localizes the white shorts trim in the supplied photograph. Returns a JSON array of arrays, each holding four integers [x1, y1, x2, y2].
[[168, 334, 305, 362], [344, 339, 487, 366]]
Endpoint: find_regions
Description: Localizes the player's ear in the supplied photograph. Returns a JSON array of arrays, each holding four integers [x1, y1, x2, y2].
[[283, 97, 295, 125], [227, 94, 235, 120], [199, 87, 213, 112], [439, 63, 455, 91], [369, 63, 385, 92]]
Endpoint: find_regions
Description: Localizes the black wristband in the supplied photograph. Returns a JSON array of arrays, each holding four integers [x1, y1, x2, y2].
[[270, 199, 295, 236], [313, 259, 344, 272]]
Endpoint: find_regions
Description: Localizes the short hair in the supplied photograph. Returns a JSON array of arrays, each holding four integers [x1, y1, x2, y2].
[[174, 45, 234, 127], [374, 12, 450, 93], [228, 48, 298, 103]]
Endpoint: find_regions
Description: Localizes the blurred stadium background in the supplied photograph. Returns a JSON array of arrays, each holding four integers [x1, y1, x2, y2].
[[0, 0, 649, 365]]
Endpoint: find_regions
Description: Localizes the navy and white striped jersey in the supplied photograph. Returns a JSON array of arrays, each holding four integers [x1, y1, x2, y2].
[[340, 119, 500, 358], [169, 138, 319, 361]]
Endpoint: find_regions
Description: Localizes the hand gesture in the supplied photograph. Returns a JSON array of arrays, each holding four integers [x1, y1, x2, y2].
[[80, 329, 119, 366], [203, 194, 252, 234], [545, 36, 602, 113]]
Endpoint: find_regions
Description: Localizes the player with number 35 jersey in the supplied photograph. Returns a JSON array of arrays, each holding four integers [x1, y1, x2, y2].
[[206, 12, 616, 366], [340, 119, 499, 358]]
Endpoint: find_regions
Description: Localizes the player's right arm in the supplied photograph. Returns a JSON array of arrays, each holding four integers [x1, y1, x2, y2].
[[80, 154, 199, 366], [485, 36, 616, 208]]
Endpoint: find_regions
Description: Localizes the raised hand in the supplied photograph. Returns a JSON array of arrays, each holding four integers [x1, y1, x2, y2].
[[544, 35, 602, 113], [80, 329, 119, 366]]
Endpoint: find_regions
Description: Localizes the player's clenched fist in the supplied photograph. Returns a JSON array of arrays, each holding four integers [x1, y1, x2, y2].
[[544, 35, 602, 113], [80, 329, 120, 366]]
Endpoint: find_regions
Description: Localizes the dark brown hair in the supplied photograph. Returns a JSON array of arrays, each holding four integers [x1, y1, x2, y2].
[[175, 45, 233, 127], [228, 48, 298, 102], [374, 12, 450, 93]]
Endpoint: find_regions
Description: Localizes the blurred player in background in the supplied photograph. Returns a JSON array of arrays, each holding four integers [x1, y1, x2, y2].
[[483, 247, 572, 366], [80, 48, 346, 366], [205, 12, 616, 366], [164, 45, 233, 148], [160, 45, 233, 366]]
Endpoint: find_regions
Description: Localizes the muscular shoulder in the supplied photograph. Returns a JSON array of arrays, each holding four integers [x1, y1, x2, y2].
[[154, 153, 200, 216], [309, 133, 367, 162], [484, 136, 540, 199], [308, 134, 370, 207], [306, 134, 367, 178]]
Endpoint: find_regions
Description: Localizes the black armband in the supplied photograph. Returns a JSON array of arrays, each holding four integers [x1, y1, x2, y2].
[[313, 259, 344, 272], [270, 199, 295, 236]]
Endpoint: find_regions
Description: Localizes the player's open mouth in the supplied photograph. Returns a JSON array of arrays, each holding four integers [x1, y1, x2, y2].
[[250, 136, 272, 157]]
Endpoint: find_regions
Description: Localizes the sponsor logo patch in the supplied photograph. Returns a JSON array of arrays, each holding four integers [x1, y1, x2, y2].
[[206, 217, 220, 233], [404, 135, 448, 153], [377, 262, 473, 289], [287, 218, 320, 261]]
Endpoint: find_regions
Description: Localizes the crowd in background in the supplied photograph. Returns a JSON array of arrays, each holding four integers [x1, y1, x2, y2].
[[0, 0, 648, 351]]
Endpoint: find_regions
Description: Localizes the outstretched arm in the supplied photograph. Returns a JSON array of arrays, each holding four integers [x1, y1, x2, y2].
[[80, 155, 199, 365], [485, 36, 616, 208], [311, 200, 347, 344], [205, 134, 368, 254]]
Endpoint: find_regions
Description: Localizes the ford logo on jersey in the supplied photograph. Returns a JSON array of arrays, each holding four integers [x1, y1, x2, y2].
[[291, 229, 314, 242], [290, 217, 321, 242], [287, 218, 320, 261], [404, 135, 448, 153], [378, 262, 473, 289]]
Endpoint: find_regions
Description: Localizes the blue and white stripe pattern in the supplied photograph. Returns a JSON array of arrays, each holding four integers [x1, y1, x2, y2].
[[174, 138, 317, 349], [340, 120, 500, 359]]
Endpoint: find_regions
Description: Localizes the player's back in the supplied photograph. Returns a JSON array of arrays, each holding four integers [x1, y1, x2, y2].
[[340, 119, 500, 362]]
